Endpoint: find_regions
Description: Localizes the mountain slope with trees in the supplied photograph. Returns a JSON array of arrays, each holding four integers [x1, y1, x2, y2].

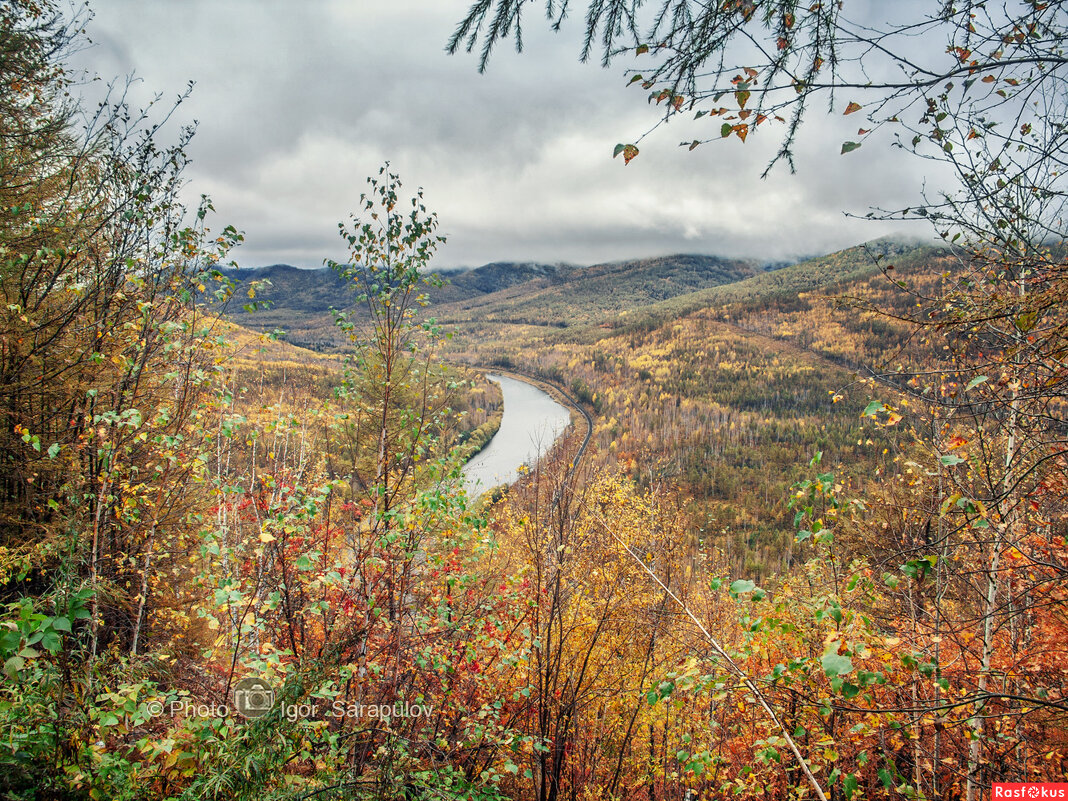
[[220, 253, 765, 349]]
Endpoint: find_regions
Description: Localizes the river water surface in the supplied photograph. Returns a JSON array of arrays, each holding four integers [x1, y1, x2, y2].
[[463, 374, 572, 496]]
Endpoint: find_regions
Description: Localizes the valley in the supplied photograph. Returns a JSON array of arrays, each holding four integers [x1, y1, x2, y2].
[[224, 237, 923, 576]]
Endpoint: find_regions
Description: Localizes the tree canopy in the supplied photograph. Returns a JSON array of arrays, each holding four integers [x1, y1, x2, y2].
[[449, 0, 1068, 199]]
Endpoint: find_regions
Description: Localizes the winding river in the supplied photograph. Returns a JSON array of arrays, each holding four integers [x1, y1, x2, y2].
[[463, 373, 572, 496]]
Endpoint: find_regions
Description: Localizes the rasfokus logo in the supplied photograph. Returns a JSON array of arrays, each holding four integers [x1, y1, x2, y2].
[[993, 784, 1068, 799]]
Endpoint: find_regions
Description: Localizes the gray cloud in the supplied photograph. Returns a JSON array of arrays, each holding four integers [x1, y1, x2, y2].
[[71, 1, 945, 269]]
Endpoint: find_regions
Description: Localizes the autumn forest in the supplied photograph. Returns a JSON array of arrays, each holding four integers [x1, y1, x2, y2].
[[1, 2, 1067, 801]]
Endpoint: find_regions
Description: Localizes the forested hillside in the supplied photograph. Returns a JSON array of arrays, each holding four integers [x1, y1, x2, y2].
[[220, 254, 764, 351], [441, 241, 932, 576]]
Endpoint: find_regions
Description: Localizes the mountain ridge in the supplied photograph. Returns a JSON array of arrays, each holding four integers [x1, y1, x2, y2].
[[218, 253, 767, 348], [215, 238, 931, 351]]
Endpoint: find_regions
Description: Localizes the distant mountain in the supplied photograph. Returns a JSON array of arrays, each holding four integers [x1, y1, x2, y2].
[[433, 261, 576, 303], [217, 254, 760, 347], [435, 253, 765, 327], [598, 238, 928, 335], [213, 242, 925, 352], [217, 264, 353, 315], [217, 260, 572, 316]]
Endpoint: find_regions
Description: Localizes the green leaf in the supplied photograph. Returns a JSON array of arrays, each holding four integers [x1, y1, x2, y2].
[[3, 656, 24, 678], [940, 454, 965, 466], [729, 579, 756, 597], [862, 400, 884, 417], [821, 651, 854, 678], [1016, 310, 1038, 332], [965, 375, 988, 391], [720, 122, 732, 138], [613, 144, 626, 158], [900, 560, 921, 579], [841, 141, 862, 154], [843, 773, 859, 800], [47, 443, 60, 459]]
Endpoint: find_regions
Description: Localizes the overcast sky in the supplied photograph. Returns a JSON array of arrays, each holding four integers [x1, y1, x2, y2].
[[71, 1, 940, 269]]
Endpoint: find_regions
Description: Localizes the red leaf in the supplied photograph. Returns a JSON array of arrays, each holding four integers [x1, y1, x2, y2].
[[844, 101, 862, 115]]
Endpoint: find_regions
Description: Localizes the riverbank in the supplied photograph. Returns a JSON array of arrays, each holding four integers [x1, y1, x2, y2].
[[460, 372, 572, 496], [456, 365, 594, 499], [475, 365, 594, 481], [454, 409, 503, 463]]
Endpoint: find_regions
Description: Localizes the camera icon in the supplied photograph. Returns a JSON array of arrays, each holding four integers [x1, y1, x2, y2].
[[232, 677, 275, 718]]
